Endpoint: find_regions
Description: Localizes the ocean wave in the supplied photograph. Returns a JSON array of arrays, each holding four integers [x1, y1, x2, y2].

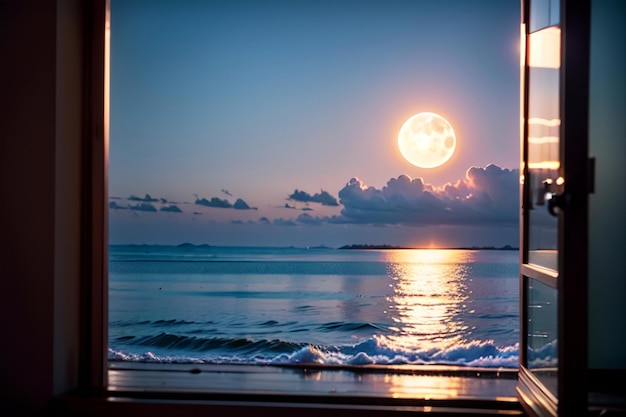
[[110, 319, 216, 328], [316, 321, 391, 333], [527, 339, 558, 367], [109, 336, 521, 368], [109, 260, 389, 276], [119, 332, 303, 354], [152, 319, 197, 326]]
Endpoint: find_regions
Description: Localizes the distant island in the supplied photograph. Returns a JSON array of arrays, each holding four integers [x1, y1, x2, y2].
[[111, 243, 518, 251], [339, 244, 518, 251], [176, 242, 212, 248], [338, 244, 403, 250]]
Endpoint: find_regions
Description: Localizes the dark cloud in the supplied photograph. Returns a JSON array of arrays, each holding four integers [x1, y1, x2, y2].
[[288, 189, 339, 206], [196, 197, 231, 208], [128, 202, 158, 212], [128, 194, 159, 202], [273, 218, 298, 226], [160, 205, 183, 213], [279, 202, 313, 211], [195, 196, 256, 210], [231, 219, 257, 225], [336, 164, 519, 226], [233, 198, 257, 210], [296, 213, 323, 225], [109, 201, 127, 210]]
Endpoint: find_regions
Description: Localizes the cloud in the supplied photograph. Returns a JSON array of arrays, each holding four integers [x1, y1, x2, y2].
[[160, 205, 183, 213], [273, 218, 298, 226], [336, 164, 519, 226], [296, 213, 323, 225], [109, 201, 127, 210], [111, 165, 517, 234], [195, 196, 257, 210], [128, 193, 159, 202], [128, 202, 158, 212], [288, 189, 339, 206], [233, 198, 257, 210], [279, 202, 313, 211], [196, 197, 231, 208]]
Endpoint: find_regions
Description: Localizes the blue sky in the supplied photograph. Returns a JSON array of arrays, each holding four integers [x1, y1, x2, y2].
[[109, 0, 521, 248]]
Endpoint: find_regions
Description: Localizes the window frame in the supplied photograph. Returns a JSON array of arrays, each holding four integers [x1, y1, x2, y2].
[[517, 0, 592, 416], [84, 0, 109, 391], [68, 1, 526, 415]]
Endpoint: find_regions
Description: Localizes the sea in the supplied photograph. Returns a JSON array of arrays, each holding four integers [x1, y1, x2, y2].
[[108, 245, 521, 368]]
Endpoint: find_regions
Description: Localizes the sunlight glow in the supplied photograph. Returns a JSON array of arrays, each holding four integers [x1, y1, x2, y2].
[[520, 23, 526, 161], [105, 4, 110, 167], [520, 23, 526, 68], [528, 118, 561, 127], [383, 373, 461, 399], [528, 136, 559, 145], [528, 26, 561, 69], [527, 161, 560, 170]]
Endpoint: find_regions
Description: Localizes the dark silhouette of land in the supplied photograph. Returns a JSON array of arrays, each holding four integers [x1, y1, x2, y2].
[[111, 243, 518, 251], [339, 244, 518, 250]]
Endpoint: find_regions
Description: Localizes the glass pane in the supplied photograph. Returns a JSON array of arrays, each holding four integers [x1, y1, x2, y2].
[[549, 0, 560, 27], [530, 0, 560, 33], [527, 278, 558, 396], [526, 26, 560, 271]]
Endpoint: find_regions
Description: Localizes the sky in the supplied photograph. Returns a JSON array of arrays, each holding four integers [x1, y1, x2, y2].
[[109, 0, 521, 248]]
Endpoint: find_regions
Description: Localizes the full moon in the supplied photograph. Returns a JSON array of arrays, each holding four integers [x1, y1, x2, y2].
[[398, 112, 456, 168]]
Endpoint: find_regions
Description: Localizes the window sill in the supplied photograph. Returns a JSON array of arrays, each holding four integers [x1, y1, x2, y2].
[[55, 364, 525, 416]]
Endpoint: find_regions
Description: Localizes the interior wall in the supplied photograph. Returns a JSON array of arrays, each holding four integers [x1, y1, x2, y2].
[[588, 0, 626, 369], [0, 0, 85, 414], [54, 0, 84, 395], [0, 1, 58, 414]]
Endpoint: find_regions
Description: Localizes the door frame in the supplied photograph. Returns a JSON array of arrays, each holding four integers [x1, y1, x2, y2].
[[517, 0, 591, 416]]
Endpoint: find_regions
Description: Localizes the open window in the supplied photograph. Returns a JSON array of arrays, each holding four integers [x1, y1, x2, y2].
[[91, 0, 527, 414], [57, 0, 626, 416], [7, 0, 625, 415], [64, 0, 626, 416]]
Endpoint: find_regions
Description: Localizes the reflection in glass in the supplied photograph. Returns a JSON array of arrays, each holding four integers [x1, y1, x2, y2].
[[527, 278, 558, 396], [527, 26, 561, 271], [529, 0, 560, 33]]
